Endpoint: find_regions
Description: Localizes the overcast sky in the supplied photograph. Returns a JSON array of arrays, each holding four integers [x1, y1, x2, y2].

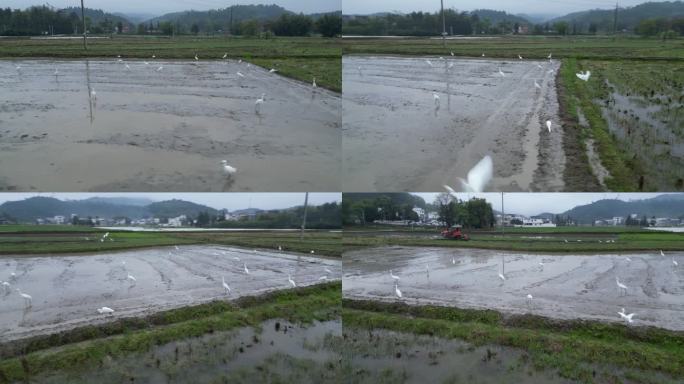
[[0, 193, 341, 211], [412, 193, 675, 216], [344, 0, 653, 16], [5, 0, 340, 16]]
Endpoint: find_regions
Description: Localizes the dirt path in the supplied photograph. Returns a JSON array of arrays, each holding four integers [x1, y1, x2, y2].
[[342, 56, 564, 192]]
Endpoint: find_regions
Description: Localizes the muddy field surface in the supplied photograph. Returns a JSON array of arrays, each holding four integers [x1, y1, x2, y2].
[[343, 246, 684, 330], [0, 245, 341, 342], [0, 59, 340, 192], [343, 327, 576, 384], [342, 56, 564, 192], [34, 319, 341, 384]]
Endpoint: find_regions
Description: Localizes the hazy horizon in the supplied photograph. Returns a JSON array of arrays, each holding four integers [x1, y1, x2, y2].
[[3, 0, 341, 17], [343, 0, 664, 17], [0, 193, 341, 212], [411, 193, 677, 216]]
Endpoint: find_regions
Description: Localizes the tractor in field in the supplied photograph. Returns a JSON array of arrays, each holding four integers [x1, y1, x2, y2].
[[441, 225, 469, 240]]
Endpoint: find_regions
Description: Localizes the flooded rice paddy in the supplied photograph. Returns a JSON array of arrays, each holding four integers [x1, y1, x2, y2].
[[342, 56, 563, 192], [0, 245, 341, 342], [343, 246, 684, 330], [32, 319, 341, 384], [0, 59, 341, 192]]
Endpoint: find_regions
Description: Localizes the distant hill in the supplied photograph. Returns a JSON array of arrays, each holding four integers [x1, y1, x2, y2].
[[560, 194, 684, 224], [471, 9, 531, 25], [145, 199, 217, 218], [549, 1, 684, 33], [81, 197, 154, 207], [112, 12, 158, 24], [0, 197, 144, 221], [148, 4, 290, 31], [343, 193, 427, 209], [61, 7, 134, 29]]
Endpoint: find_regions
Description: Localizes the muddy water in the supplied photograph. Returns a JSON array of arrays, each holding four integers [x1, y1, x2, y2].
[[33, 319, 341, 384], [342, 56, 564, 192], [0, 245, 341, 342], [600, 83, 684, 190], [0, 59, 341, 192], [343, 327, 575, 384], [343, 246, 684, 330]]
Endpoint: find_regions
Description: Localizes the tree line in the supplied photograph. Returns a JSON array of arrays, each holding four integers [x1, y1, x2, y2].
[[434, 194, 495, 229], [0, 6, 341, 37], [343, 9, 684, 36]]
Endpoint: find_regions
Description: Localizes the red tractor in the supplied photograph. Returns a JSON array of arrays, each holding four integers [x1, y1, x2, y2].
[[441, 225, 469, 240]]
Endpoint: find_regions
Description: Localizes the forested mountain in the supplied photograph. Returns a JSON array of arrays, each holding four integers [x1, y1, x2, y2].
[[0, 6, 133, 35], [549, 1, 684, 33], [560, 195, 684, 224], [146, 200, 218, 218], [471, 9, 530, 26]]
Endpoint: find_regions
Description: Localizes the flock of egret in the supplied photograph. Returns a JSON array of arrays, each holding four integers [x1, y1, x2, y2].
[[387, 249, 679, 326], [402, 52, 594, 193]]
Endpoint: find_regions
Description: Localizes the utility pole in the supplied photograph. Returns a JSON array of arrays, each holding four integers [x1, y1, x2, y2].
[[229, 5, 234, 36], [80, 0, 87, 50], [300, 192, 309, 240], [501, 192, 505, 237], [613, 2, 619, 35], [440, 0, 446, 47]]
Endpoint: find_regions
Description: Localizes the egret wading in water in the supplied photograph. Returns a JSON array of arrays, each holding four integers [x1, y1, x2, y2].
[[222, 53, 228, 59], [156, 66, 163, 72], [394, 282, 402, 298], [618, 308, 635, 324], [221, 160, 237, 177], [243, 263, 250, 275], [389, 269, 400, 281], [255, 93, 265, 114], [127, 274, 136, 284], [222, 277, 231, 294], [312, 77, 317, 88], [1, 281, 10, 293], [498, 67, 505, 77], [324, 267, 332, 275], [546, 120, 552, 132], [269, 68, 278, 73], [97, 307, 114, 315], [237, 72, 245, 78], [16, 288, 32, 307], [526, 294, 533, 307], [288, 274, 296, 288], [433, 92, 440, 108], [616, 277, 628, 296], [425, 59, 433, 67], [534, 80, 541, 89]]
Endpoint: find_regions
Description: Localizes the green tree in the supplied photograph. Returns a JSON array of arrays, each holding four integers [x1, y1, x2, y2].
[[553, 21, 569, 35], [316, 13, 341, 37]]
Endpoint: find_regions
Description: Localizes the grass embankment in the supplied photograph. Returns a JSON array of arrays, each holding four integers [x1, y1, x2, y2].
[[0, 225, 342, 257], [342, 35, 684, 60], [343, 228, 684, 253], [0, 282, 341, 383], [343, 299, 684, 383], [0, 36, 341, 92]]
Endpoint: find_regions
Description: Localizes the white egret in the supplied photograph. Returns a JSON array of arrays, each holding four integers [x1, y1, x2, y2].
[[117, 58, 123, 63], [10, 272, 16, 280], [54, 68, 59, 76], [222, 53, 228, 59], [576, 71, 591, 81], [537, 64, 543, 70], [15, 65, 22, 73], [389, 270, 400, 281], [450, 51, 454, 56], [175, 245, 179, 250], [243, 263, 249, 275], [144, 61, 149, 65], [97, 307, 114, 315], [238, 59, 242, 63], [312, 77, 317, 88], [1, 281, 10, 293], [222, 277, 231, 294], [288, 274, 296, 287], [452, 257, 456, 265], [673, 256, 678, 267], [456, 155, 493, 192], [125, 64, 131, 70], [433, 92, 440, 107], [498, 273, 506, 281], [194, 54, 199, 61], [127, 274, 136, 283], [481, 53, 485, 57], [319, 275, 328, 281], [498, 67, 505, 77], [237, 72, 245, 78], [660, 250, 665, 257], [548, 69, 554, 74], [152, 55, 156, 59], [526, 294, 533, 306], [90, 88, 97, 101], [156, 66, 163, 72], [546, 120, 552, 132], [518, 54, 523, 60], [625, 257, 632, 262], [616, 277, 628, 296], [233, 257, 240, 261], [535, 80, 541, 89], [221, 160, 237, 176], [394, 282, 402, 298], [310, 250, 315, 254], [278, 246, 282, 251], [538, 261, 544, 271], [16, 288, 32, 307], [324, 267, 332, 274], [425, 59, 433, 67], [548, 53, 552, 59], [255, 93, 265, 114], [618, 308, 635, 323], [269, 68, 277, 73]]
